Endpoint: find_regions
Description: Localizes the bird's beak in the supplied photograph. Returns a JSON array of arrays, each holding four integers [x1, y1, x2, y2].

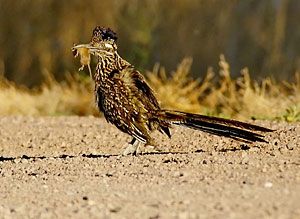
[[72, 44, 90, 49], [72, 43, 100, 51], [73, 42, 113, 50]]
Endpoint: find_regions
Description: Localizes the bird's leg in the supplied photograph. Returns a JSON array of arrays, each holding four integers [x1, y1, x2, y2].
[[122, 138, 141, 156]]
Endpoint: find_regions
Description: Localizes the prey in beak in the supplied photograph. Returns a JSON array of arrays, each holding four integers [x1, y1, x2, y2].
[[72, 42, 115, 80], [72, 44, 93, 79]]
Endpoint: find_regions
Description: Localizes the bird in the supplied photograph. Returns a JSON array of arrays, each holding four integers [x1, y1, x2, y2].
[[72, 26, 274, 155]]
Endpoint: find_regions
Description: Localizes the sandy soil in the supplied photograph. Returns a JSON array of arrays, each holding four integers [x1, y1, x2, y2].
[[0, 116, 299, 219]]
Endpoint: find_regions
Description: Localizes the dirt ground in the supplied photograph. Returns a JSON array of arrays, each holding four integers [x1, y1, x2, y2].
[[0, 116, 299, 219]]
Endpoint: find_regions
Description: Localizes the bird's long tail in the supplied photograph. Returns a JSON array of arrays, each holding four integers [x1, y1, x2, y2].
[[157, 110, 274, 143]]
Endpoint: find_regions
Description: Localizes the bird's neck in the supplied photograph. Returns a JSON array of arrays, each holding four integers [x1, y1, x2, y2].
[[94, 51, 130, 82]]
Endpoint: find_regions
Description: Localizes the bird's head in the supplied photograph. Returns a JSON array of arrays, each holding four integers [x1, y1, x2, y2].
[[72, 26, 118, 70], [90, 26, 118, 52]]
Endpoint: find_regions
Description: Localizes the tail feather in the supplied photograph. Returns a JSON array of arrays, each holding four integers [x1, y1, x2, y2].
[[181, 119, 267, 143], [158, 110, 274, 143]]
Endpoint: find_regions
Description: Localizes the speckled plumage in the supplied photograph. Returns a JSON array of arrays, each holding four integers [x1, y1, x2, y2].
[[73, 26, 274, 155], [93, 42, 170, 145]]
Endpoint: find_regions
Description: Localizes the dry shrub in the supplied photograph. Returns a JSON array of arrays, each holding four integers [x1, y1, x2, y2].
[[146, 58, 212, 113], [0, 72, 95, 116], [147, 56, 300, 121], [0, 57, 299, 121]]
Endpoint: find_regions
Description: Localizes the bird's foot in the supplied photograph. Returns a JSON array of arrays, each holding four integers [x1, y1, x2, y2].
[[122, 141, 141, 156]]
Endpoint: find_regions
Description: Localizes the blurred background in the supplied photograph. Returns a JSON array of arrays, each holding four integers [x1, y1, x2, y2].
[[0, 0, 299, 87]]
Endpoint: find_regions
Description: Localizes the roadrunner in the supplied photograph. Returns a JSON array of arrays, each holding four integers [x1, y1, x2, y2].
[[72, 26, 274, 155]]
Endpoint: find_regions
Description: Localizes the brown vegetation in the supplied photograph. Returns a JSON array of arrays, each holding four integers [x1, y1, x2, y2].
[[0, 56, 299, 121], [0, 1, 299, 120]]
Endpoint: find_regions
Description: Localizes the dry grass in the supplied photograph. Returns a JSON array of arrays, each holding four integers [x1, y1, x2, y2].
[[0, 57, 299, 121], [207, 55, 299, 121], [0, 71, 95, 116], [148, 56, 300, 121]]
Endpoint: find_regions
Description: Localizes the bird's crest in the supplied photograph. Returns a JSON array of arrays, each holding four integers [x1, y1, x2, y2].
[[92, 26, 117, 43]]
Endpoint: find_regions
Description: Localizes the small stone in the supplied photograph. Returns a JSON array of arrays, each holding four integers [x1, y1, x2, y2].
[[109, 206, 121, 213], [174, 171, 184, 177], [241, 156, 249, 165], [105, 172, 114, 177], [249, 147, 260, 152], [286, 143, 294, 150], [13, 158, 21, 164], [264, 182, 273, 188], [261, 167, 267, 173], [21, 159, 29, 164], [88, 200, 95, 205], [272, 139, 279, 146]]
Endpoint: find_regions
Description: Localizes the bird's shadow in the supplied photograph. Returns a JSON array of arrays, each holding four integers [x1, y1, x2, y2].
[[0, 152, 185, 162], [0, 154, 114, 162], [218, 144, 251, 152], [0, 144, 253, 163]]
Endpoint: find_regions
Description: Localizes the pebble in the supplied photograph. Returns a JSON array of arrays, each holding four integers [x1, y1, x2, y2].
[[109, 205, 121, 213], [264, 182, 273, 188], [286, 143, 294, 150], [173, 171, 184, 177]]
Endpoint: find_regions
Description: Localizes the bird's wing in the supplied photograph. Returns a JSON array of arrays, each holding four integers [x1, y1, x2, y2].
[[117, 66, 172, 138], [114, 66, 161, 111], [107, 66, 160, 143]]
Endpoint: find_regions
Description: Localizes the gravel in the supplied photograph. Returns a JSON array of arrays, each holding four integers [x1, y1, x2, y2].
[[0, 116, 299, 218]]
